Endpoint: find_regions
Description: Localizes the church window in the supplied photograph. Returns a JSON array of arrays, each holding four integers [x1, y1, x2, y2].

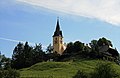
[[60, 41, 62, 44], [55, 41, 57, 44], [55, 38, 57, 40]]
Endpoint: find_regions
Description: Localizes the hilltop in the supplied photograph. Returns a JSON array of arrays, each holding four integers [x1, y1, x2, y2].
[[1, 37, 119, 78], [20, 59, 120, 78]]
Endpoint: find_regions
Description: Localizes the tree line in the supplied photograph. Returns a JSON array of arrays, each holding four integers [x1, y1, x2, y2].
[[0, 52, 20, 78], [61, 37, 119, 62], [0, 37, 119, 70]]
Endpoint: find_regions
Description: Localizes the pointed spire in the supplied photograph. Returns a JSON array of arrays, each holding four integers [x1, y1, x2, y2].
[[56, 17, 60, 32], [53, 17, 63, 37]]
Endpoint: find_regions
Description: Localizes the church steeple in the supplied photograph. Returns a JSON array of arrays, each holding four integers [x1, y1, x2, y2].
[[53, 18, 63, 37], [56, 17, 60, 31], [52, 18, 66, 55]]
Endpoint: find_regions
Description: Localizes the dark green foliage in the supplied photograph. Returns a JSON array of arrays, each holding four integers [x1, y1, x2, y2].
[[23, 42, 33, 67], [97, 37, 113, 47], [46, 44, 61, 61], [74, 41, 84, 53], [46, 44, 53, 54], [11, 37, 119, 69], [73, 70, 88, 78], [0, 69, 20, 78], [61, 37, 119, 63], [63, 41, 84, 57], [32, 43, 45, 63], [73, 62, 119, 78], [0, 53, 11, 69], [64, 42, 74, 54], [89, 40, 99, 53], [2, 58, 11, 70], [108, 48, 119, 58], [11, 42, 24, 69], [11, 42, 45, 69], [82, 45, 91, 58], [52, 52, 60, 61], [91, 62, 118, 78], [90, 37, 119, 61]]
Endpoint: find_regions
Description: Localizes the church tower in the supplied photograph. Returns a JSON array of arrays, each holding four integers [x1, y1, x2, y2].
[[53, 18, 66, 55]]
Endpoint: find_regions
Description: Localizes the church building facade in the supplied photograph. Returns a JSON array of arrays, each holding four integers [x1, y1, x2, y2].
[[53, 18, 66, 55]]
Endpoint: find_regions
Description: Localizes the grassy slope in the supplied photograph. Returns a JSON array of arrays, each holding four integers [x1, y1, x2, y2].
[[20, 59, 120, 78]]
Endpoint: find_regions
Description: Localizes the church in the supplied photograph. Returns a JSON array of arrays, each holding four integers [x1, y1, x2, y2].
[[52, 18, 66, 55]]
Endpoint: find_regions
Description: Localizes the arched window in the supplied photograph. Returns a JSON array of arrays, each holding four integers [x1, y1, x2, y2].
[[60, 41, 62, 44], [55, 41, 57, 44], [55, 38, 57, 40]]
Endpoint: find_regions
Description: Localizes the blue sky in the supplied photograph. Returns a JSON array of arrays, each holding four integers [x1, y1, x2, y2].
[[0, 0, 120, 57]]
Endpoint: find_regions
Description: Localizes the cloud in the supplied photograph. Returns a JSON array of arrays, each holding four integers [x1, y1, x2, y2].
[[0, 37, 34, 45], [16, 0, 120, 26], [0, 37, 47, 49]]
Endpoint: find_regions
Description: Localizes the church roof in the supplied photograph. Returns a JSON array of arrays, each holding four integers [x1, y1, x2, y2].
[[53, 18, 63, 37]]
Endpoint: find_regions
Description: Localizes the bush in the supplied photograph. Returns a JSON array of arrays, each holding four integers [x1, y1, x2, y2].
[[91, 62, 118, 78], [73, 70, 88, 78], [0, 69, 20, 78]]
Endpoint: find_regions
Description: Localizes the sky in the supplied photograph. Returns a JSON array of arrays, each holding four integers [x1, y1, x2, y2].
[[0, 0, 120, 58]]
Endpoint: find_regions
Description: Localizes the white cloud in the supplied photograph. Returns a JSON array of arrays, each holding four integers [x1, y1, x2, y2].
[[0, 37, 47, 49], [0, 37, 34, 46], [0, 37, 24, 43], [16, 0, 120, 26]]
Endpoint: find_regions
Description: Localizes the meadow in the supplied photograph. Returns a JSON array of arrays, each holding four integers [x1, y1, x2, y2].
[[20, 59, 120, 78]]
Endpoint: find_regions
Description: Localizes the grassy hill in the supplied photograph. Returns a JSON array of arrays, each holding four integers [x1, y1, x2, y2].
[[20, 59, 120, 78]]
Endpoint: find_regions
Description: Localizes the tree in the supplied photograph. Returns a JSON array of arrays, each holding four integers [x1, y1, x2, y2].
[[89, 40, 98, 51], [33, 43, 45, 63], [0, 52, 2, 69], [46, 44, 53, 60], [74, 41, 84, 53], [108, 48, 119, 60], [64, 41, 84, 55], [0, 52, 11, 69], [11, 42, 24, 69], [91, 62, 118, 78], [1, 57, 11, 70], [73, 70, 88, 78], [62, 42, 74, 58], [11, 42, 34, 69], [97, 37, 113, 47], [46, 44, 53, 54], [64, 42, 74, 54], [89, 38, 115, 59], [23, 42, 34, 67], [0, 69, 20, 78], [11, 42, 46, 69], [82, 44, 91, 58]]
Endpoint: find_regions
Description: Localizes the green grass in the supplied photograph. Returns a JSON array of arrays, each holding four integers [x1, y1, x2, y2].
[[20, 59, 120, 78]]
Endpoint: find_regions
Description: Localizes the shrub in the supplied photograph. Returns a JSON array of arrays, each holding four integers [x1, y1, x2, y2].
[[73, 70, 88, 78], [0, 69, 20, 78], [91, 62, 118, 78]]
